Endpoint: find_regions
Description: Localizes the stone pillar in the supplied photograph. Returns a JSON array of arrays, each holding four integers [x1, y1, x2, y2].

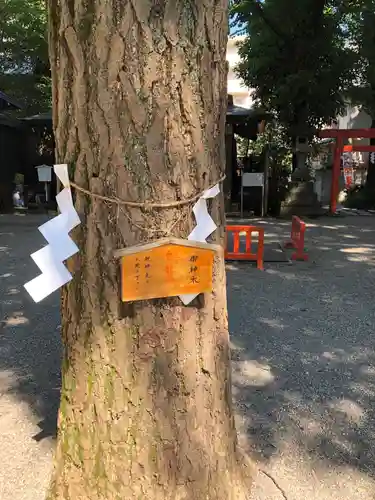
[[281, 138, 324, 217]]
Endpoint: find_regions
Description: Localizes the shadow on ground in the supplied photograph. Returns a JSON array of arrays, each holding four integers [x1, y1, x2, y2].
[[2, 212, 375, 479], [0, 215, 61, 441], [228, 216, 375, 480]]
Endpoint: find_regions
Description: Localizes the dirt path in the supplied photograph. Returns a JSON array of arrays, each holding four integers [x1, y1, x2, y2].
[[1, 213, 375, 499]]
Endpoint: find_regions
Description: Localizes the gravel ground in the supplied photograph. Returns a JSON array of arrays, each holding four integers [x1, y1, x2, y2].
[[0, 214, 60, 500], [229, 216, 375, 499], [1, 213, 375, 499]]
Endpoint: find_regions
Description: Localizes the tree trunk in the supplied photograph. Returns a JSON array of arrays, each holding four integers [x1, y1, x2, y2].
[[47, 2, 253, 499], [0, 183, 13, 212]]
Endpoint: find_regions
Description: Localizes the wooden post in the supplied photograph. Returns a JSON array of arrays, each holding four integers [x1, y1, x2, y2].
[[224, 124, 233, 212], [263, 145, 270, 216]]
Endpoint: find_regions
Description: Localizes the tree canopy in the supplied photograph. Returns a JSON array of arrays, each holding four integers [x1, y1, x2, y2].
[[231, 0, 357, 139], [342, 0, 375, 116], [0, 0, 50, 112]]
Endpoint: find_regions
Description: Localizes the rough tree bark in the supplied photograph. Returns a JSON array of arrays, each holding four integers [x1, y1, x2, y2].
[[47, 1, 253, 499]]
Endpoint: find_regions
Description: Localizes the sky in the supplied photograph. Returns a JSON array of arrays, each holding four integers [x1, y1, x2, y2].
[[229, 21, 247, 37]]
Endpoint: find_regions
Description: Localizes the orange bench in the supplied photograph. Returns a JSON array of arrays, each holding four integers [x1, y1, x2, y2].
[[225, 225, 264, 270]]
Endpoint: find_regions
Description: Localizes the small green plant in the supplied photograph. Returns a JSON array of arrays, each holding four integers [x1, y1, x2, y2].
[[345, 185, 375, 210]]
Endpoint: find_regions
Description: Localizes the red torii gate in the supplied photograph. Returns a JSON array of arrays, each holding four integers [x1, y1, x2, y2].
[[318, 128, 375, 214]]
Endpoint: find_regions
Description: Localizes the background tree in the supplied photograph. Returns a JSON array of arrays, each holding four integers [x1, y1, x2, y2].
[[343, 0, 375, 191], [47, 1, 252, 499], [0, 0, 50, 112], [231, 0, 356, 145]]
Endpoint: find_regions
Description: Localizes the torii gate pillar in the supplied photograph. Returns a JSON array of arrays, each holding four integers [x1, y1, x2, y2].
[[318, 128, 375, 214]]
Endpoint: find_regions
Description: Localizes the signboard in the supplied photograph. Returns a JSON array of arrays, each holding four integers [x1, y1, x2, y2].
[[343, 167, 354, 189], [342, 152, 354, 189], [241, 173, 265, 217], [242, 173, 264, 187], [115, 238, 221, 303], [35, 165, 52, 182]]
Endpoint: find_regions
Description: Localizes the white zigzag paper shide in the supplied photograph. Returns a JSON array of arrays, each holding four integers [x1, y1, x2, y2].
[[24, 164, 81, 303], [179, 184, 220, 305]]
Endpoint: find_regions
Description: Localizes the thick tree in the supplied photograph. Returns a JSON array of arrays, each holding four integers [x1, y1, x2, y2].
[[47, 1, 252, 499], [231, 0, 356, 141]]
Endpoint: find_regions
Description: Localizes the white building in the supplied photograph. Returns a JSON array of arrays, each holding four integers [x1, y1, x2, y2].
[[336, 103, 372, 131], [338, 105, 372, 167], [226, 36, 253, 108], [313, 105, 372, 204]]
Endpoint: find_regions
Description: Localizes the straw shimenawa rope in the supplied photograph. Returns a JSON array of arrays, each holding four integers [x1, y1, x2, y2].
[[69, 174, 226, 209]]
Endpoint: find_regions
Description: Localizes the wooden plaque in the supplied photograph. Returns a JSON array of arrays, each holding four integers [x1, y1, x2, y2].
[[115, 238, 221, 303]]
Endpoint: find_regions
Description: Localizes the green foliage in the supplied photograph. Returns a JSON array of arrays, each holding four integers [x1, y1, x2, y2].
[[340, 1, 375, 190], [249, 122, 292, 168], [231, 0, 357, 138], [343, 0, 375, 116], [345, 185, 375, 209], [0, 74, 51, 113], [236, 121, 293, 215], [0, 0, 50, 112], [0, 0, 48, 73]]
